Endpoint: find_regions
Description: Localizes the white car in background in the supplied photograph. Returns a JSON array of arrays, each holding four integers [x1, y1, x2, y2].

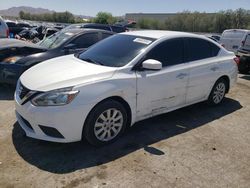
[[220, 29, 250, 53], [15, 30, 238, 146], [0, 16, 9, 38]]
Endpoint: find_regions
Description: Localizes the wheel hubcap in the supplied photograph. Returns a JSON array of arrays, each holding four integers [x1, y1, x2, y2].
[[94, 108, 123, 141], [213, 82, 226, 104]]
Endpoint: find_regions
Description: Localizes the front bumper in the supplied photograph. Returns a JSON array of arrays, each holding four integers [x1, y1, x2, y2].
[[15, 91, 94, 143]]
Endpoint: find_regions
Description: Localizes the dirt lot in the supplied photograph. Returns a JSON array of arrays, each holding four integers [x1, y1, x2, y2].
[[0, 74, 250, 188]]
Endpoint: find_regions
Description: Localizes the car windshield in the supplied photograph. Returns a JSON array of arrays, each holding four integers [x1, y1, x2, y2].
[[37, 31, 74, 49], [77, 34, 154, 67]]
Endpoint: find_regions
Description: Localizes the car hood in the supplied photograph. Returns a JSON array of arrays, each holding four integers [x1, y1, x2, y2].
[[20, 54, 117, 91], [0, 39, 46, 50]]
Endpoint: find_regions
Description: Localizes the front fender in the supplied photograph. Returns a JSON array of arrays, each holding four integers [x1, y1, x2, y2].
[[74, 77, 137, 125]]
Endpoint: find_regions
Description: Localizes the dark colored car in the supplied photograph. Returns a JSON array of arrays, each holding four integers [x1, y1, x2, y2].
[[6, 21, 31, 36], [64, 23, 128, 33], [0, 29, 114, 84], [17, 26, 59, 42], [237, 33, 250, 74]]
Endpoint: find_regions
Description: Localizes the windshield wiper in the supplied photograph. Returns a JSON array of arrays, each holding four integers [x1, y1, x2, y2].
[[81, 58, 104, 66]]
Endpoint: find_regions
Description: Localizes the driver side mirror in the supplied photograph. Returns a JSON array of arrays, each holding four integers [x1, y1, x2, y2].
[[142, 59, 162, 70]]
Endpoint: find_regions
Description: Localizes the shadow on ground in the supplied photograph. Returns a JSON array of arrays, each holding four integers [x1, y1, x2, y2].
[[0, 84, 15, 100], [12, 98, 242, 174], [240, 74, 250, 81]]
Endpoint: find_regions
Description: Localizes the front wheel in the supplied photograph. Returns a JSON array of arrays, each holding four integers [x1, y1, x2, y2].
[[83, 100, 127, 146], [207, 78, 227, 106]]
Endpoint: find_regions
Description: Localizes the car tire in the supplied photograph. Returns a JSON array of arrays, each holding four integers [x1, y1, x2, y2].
[[238, 57, 249, 74], [207, 78, 227, 106], [83, 99, 127, 146]]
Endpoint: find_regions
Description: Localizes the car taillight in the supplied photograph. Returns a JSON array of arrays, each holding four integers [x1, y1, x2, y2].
[[6, 29, 9, 38], [234, 56, 240, 65]]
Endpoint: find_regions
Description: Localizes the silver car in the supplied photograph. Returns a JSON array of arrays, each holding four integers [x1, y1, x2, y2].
[[0, 16, 9, 38]]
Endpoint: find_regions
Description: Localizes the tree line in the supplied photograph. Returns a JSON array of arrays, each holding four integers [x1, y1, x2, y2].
[[19, 9, 250, 33], [136, 9, 250, 33], [19, 11, 76, 23], [19, 11, 118, 24]]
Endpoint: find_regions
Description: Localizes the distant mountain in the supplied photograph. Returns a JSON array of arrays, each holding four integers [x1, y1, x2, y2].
[[0, 6, 54, 17], [0, 6, 92, 20]]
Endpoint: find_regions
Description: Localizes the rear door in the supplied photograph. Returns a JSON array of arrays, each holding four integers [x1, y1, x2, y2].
[[185, 38, 221, 104]]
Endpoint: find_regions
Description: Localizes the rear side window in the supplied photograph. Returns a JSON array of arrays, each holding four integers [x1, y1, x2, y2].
[[146, 38, 184, 67], [222, 31, 245, 39], [71, 33, 99, 48], [243, 34, 250, 49], [186, 38, 220, 61]]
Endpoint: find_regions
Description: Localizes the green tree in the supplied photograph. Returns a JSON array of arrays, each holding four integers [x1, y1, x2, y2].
[[93, 12, 117, 24]]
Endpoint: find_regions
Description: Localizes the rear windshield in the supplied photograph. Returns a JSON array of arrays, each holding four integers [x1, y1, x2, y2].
[[222, 30, 246, 39]]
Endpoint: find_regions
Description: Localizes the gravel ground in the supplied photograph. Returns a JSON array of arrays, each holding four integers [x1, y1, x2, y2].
[[0, 74, 250, 188]]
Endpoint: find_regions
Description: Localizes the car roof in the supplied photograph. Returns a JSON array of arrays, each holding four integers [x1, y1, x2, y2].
[[223, 29, 250, 33], [61, 28, 112, 34], [121, 30, 204, 40]]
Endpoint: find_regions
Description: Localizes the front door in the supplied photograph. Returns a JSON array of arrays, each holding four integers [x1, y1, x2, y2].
[[135, 38, 189, 120]]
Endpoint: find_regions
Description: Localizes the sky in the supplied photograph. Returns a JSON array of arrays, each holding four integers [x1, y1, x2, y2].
[[0, 0, 250, 16]]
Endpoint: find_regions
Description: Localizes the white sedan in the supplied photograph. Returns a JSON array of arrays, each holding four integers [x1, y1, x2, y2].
[[15, 30, 238, 145]]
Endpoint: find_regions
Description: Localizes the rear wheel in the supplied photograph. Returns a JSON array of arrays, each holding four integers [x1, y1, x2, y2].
[[83, 100, 127, 146], [207, 78, 227, 105]]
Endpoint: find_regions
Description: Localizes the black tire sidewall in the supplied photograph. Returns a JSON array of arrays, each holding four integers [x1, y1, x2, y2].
[[83, 100, 128, 146]]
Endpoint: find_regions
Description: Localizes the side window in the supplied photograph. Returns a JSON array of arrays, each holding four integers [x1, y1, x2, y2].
[[101, 32, 113, 40], [71, 33, 99, 48], [186, 38, 216, 61], [210, 43, 220, 56], [146, 38, 184, 67]]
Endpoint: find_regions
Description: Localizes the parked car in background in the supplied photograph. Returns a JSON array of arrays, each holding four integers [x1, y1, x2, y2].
[[220, 29, 250, 53], [64, 23, 128, 33], [6, 20, 31, 36], [16, 26, 59, 43], [207, 36, 219, 43], [210, 35, 221, 41], [237, 33, 250, 73], [15, 31, 238, 146], [0, 29, 114, 84], [0, 16, 9, 38]]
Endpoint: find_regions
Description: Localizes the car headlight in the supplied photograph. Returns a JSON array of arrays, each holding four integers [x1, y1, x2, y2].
[[31, 87, 79, 106], [3, 56, 23, 64]]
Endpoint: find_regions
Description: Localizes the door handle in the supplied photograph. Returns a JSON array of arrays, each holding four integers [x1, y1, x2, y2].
[[176, 73, 188, 79], [210, 67, 219, 71]]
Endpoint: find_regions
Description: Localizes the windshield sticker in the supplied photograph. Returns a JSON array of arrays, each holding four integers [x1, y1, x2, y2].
[[133, 38, 152, 45]]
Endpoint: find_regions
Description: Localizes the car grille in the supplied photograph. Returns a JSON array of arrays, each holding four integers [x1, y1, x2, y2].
[[18, 83, 31, 100]]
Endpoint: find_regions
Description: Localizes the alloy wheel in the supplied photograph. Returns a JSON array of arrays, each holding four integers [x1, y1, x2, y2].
[[94, 108, 124, 141]]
